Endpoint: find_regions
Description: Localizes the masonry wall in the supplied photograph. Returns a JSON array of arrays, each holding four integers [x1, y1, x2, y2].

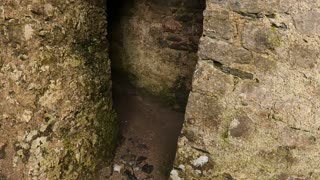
[[0, 1, 117, 179], [109, 0, 205, 107], [173, 0, 320, 179]]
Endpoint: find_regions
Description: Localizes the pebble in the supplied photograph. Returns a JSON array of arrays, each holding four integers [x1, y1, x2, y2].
[[170, 169, 181, 180], [113, 164, 122, 173], [178, 164, 185, 171], [192, 156, 209, 167], [124, 169, 137, 180], [142, 164, 154, 174]]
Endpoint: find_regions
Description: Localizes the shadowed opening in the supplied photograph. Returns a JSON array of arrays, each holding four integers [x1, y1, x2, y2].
[[106, 0, 205, 179]]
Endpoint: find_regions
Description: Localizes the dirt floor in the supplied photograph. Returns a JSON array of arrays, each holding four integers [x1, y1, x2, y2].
[[99, 77, 185, 180]]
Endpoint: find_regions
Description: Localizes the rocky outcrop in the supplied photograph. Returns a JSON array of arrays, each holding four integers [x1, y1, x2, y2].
[[109, 0, 205, 107], [174, 1, 320, 179], [0, 1, 118, 179]]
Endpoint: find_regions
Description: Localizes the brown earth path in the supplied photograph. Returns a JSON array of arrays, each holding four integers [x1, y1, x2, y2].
[[99, 78, 185, 180]]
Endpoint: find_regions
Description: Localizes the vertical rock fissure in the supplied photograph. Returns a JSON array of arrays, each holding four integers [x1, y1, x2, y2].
[[106, 0, 205, 179], [108, 0, 205, 109]]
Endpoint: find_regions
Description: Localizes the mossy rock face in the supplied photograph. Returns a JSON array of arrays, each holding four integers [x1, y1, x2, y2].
[[173, 1, 320, 179], [0, 1, 118, 179]]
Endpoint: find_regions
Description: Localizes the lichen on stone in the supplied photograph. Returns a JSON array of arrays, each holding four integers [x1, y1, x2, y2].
[[1, 0, 118, 179]]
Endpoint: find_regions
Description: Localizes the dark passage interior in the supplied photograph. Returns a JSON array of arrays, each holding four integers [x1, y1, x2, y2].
[[105, 0, 205, 179]]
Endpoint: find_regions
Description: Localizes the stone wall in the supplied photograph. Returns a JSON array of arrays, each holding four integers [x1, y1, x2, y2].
[[0, 1, 118, 179], [173, 0, 320, 179], [109, 0, 205, 107]]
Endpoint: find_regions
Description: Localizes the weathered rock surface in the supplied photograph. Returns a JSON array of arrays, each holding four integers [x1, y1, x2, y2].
[[0, 1, 118, 179], [108, 0, 205, 107], [174, 0, 320, 179]]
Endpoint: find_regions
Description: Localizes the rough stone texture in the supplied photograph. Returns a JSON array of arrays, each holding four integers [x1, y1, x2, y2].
[[0, 1, 118, 179], [109, 0, 205, 107], [174, 0, 320, 179]]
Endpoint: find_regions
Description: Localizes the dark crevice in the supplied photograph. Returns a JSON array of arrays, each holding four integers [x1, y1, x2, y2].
[[234, 11, 265, 19], [191, 146, 211, 154], [212, 60, 254, 80], [289, 126, 311, 133], [234, 11, 276, 19], [106, 0, 205, 179], [271, 22, 288, 30]]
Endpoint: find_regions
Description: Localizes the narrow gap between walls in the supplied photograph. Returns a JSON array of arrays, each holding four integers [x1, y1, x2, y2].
[[103, 0, 205, 179]]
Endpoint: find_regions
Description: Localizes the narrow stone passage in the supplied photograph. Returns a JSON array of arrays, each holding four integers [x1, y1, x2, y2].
[[105, 78, 184, 179], [104, 0, 205, 179]]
